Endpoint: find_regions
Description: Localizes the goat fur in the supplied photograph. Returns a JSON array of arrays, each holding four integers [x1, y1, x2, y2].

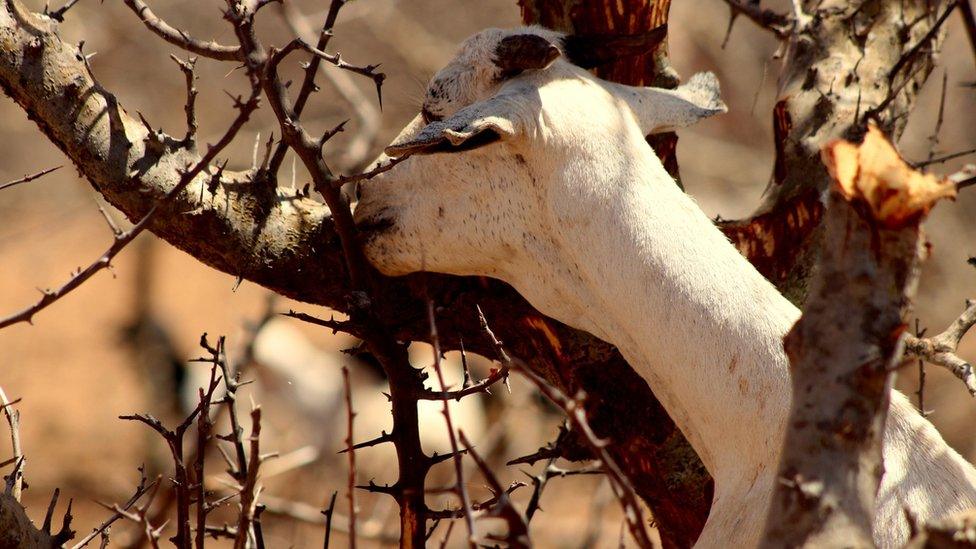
[[354, 26, 976, 548]]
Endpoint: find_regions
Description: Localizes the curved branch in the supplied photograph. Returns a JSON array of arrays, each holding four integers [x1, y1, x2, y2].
[[121, 0, 242, 61], [0, 0, 348, 308], [905, 299, 976, 396]]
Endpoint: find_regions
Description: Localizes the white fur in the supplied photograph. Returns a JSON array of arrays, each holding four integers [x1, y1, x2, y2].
[[354, 27, 976, 548]]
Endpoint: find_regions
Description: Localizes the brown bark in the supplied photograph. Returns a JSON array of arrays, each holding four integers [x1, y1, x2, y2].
[[0, 493, 72, 548], [0, 3, 708, 546], [0, 0, 953, 546], [720, 0, 949, 303], [761, 126, 955, 547]]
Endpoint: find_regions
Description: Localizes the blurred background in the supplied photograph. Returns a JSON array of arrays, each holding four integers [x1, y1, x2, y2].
[[0, 0, 974, 546]]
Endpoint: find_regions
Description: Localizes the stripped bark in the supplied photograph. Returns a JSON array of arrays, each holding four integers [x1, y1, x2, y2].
[[0, 0, 955, 547], [720, 0, 951, 303], [761, 126, 956, 547]]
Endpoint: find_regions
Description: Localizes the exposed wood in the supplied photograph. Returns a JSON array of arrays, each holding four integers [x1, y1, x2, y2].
[[0, 0, 954, 547], [761, 126, 955, 547]]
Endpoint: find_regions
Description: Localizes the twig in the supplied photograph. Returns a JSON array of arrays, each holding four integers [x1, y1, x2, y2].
[[342, 366, 358, 549], [234, 406, 265, 549], [426, 299, 476, 546], [925, 70, 949, 163], [322, 491, 338, 549], [914, 319, 931, 417], [72, 475, 158, 549], [917, 148, 976, 167], [44, 0, 84, 21], [0, 165, 61, 192], [904, 299, 976, 396], [950, 164, 976, 190], [0, 85, 260, 330], [101, 474, 164, 549], [0, 386, 22, 501], [277, 1, 382, 171], [266, 0, 348, 176], [457, 431, 529, 547], [720, 0, 792, 38], [121, 0, 241, 61], [283, 310, 362, 337], [170, 55, 198, 146], [524, 460, 603, 522], [296, 37, 386, 107], [331, 155, 411, 188], [475, 314, 654, 548], [438, 520, 456, 549], [888, 1, 958, 83]]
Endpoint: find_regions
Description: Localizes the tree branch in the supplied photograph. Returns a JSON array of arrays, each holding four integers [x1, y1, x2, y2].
[[905, 299, 976, 396]]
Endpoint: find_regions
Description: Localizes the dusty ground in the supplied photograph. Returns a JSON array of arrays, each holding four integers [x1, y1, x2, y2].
[[0, 0, 974, 547]]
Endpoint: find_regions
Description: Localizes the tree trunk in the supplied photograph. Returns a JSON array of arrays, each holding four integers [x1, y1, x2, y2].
[[761, 126, 954, 547], [0, 0, 953, 546]]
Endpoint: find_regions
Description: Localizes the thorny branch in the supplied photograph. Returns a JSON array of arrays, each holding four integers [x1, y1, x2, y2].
[[0, 81, 261, 329], [426, 299, 476, 546], [121, 0, 241, 61], [457, 431, 529, 548], [720, 0, 792, 38], [474, 314, 653, 549], [234, 407, 267, 549], [72, 472, 158, 549], [341, 367, 358, 549]]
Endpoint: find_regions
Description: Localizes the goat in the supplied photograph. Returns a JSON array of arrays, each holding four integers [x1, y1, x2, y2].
[[353, 26, 976, 547]]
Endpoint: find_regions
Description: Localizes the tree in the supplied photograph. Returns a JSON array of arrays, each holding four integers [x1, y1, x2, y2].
[[0, 0, 973, 547]]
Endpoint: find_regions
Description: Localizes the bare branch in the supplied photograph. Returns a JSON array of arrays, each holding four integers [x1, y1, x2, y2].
[[473, 316, 653, 548], [457, 431, 529, 547], [331, 155, 412, 188], [121, 0, 242, 61], [0, 84, 261, 330], [720, 0, 792, 38], [234, 406, 265, 549], [905, 300, 976, 396], [341, 367, 358, 549], [426, 299, 475, 546], [170, 55, 199, 146], [322, 491, 338, 549], [296, 36, 386, 107], [45, 0, 85, 22], [0, 165, 61, 192], [72, 475, 158, 549], [951, 164, 976, 190]]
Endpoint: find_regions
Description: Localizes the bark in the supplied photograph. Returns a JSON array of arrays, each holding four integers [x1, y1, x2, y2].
[[761, 126, 955, 547], [0, 0, 953, 547], [0, 493, 72, 548], [720, 0, 949, 304], [0, 2, 708, 546]]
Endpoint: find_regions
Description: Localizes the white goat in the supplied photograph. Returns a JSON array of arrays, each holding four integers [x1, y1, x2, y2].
[[353, 26, 976, 548]]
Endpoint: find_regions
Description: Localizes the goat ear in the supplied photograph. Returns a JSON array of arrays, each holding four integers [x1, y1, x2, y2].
[[494, 34, 561, 77], [386, 100, 520, 157], [562, 25, 668, 69], [627, 71, 727, 134]]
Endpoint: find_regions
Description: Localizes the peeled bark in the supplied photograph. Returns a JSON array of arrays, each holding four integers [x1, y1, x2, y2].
[[0, 0, 953, 546], [761, 126, 955, 547]]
